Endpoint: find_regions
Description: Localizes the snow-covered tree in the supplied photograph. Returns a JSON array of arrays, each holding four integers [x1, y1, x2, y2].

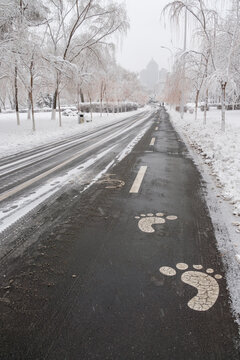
[[44, 0, 129, 120], [164, 0, 240, 130], [0, 0, 147, 131]]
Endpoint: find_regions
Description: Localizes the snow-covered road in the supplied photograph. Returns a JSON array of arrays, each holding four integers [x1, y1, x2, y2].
[[0, 109, 146, 158], [0, 108, 155, 253]]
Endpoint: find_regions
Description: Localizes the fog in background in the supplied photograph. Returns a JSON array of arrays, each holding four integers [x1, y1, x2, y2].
[[116, 0, 183, 73], [116, 0, 232, 74]]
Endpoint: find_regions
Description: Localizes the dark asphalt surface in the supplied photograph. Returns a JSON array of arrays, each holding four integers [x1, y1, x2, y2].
[[0, 108, 239, 359]]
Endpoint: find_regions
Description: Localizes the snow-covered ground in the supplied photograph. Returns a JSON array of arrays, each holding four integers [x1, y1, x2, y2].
[[170, 108, 240, 218], [0, 108, 145, 158], [169, 107, 240, 324]]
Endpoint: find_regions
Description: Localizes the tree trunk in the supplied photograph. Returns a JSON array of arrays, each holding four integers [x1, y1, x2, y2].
[[29, 90, 35, 132], [29, 58, 36, 131], [100, 81, 106, 116], [195, 89, 199, 121], [58, 92, 62, 127], [221, 82, 227, 132], [100, 99, 103, 116], [27, 93, 31, 120], [20, 0, 23, 13], [77, 84, 80, 112], [80, 89, 84, 103], [51, 88, 58, 120], [100, 83, 103, 116], [0, 96, 6, 110], [14, 65, 20, 126], [203, 89, 208, 125]]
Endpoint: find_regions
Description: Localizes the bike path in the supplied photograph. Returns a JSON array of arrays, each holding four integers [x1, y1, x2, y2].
[[1, 109, 239, 359]]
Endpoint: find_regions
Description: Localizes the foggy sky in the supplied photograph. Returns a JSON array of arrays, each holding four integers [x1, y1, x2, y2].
[[116, 0, 230, 74], [116, 0, 183, 74]]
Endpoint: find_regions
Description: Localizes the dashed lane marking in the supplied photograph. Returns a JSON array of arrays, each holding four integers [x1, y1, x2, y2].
[[150, 138, 156, 146], [129, 166, 147, 193]]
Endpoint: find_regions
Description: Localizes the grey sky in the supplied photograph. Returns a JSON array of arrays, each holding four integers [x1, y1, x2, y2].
[[116, 0, 230, 74], [116, 0, 182, 74]]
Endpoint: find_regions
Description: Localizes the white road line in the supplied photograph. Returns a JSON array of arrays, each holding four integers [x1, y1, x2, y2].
[[155, 127, 158, 130], [150, 138, 156, 146], [129, 166, 147, 193]]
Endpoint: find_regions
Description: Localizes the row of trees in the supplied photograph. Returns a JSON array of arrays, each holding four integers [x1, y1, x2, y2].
[[163, 0, 240, 131], [0, 0, 147, 130]]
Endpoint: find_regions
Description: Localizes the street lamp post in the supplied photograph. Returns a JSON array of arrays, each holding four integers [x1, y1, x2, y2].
[[160, 46, 174, 71]]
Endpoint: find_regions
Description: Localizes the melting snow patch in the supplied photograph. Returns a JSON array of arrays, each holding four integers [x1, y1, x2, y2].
[[116, 126, 150, 162], [0, 145, 116, 235]]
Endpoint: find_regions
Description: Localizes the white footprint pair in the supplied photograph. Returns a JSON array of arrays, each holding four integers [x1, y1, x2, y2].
[[135, 212, 222, 312], [160, 263, 222, 312], [135, 212, 178, 233]]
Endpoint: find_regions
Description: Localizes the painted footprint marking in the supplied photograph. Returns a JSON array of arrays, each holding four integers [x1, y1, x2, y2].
[[159, 263, 222, 312], [135, 213, 178, 233]]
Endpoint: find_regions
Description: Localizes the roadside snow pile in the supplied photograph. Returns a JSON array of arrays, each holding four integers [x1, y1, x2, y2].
[[169, 108, 240, 324], [169, 109, 240, 219], [0, 108, 144, 158]]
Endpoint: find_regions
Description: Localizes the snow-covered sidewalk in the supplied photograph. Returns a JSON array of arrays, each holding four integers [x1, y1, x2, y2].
[[0, 108, 146, 158]]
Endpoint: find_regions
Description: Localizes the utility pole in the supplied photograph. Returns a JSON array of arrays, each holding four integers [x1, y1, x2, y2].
[[180, 7, 187, 119]]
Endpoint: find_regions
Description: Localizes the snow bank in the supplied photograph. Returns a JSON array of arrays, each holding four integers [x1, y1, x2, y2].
[[169, 108, 240, 324], [169, 109, 240, 218], [0, 109, 145, 158]]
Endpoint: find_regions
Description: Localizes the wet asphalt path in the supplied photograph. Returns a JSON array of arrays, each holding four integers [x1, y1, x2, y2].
[[0, 108, 239, 359]]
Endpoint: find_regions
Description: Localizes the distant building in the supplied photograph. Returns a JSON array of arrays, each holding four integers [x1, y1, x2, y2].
[[140, 59, 159, 90], [140, 59, 167, 95]]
